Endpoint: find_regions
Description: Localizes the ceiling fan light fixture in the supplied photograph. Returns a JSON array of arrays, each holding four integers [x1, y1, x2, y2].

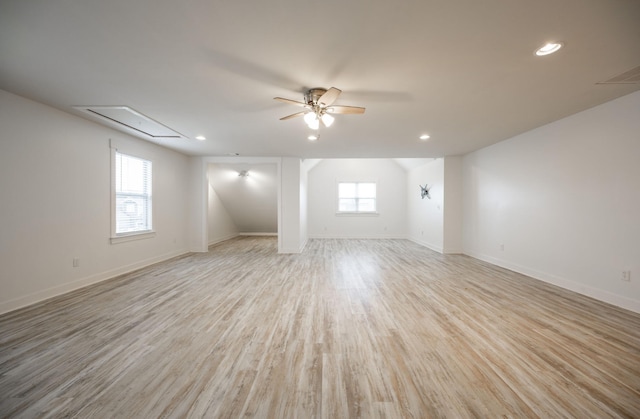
[[275, 87, 365, 130], [321, 113, 334, 127], [304, 112, 320, 130], [304, 112, 317, 124], [535, 42, 563, 56]]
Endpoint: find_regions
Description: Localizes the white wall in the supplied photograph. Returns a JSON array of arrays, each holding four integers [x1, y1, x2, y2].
[[206, 166, 239, 245], [207, 184, 238, 244], [280, 157, 304, 253], [189, 156, 208, 252], [443, 156, 463, 253], [207, 163, 277, 235], [407, 159, 445, 251], [300, 163, 308, 247], [0, 89, 191, 314], [308, 159, 407, 238], [4, 85, 637, 315], [462, 91, 640, 313]]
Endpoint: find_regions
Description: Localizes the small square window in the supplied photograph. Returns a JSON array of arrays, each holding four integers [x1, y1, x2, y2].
[[337, 182, 377, 213]]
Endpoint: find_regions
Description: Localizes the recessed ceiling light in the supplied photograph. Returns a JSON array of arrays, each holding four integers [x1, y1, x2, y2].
[[195, 135, 206, 141], [419, 134, 430, 140], [308, 134, 319, 141], [535, 42, 563, 56]]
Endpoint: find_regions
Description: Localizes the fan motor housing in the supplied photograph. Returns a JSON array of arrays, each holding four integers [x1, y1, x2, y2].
[[304, 88, 328, 105]]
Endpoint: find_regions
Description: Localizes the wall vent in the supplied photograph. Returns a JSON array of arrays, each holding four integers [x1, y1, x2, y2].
[[74, 106, 185, 139], [597, 65, 640, 84]]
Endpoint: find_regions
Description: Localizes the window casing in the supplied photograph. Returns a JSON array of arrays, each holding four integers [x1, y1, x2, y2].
[[337, 182, 377, 213], [113, 151, 153, 238]]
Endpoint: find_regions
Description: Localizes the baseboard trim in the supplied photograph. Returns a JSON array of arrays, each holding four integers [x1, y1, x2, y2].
[[465, 251, 640, 314], [0, 248, 190, 315], [309, 234, 406, 240], [408, 237, 444, 254], [208, 233, 239, 246]]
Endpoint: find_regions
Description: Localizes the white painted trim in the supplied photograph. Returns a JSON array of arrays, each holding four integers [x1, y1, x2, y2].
[[239, 232, 278, 236], [276, 236, 307, 254], [278, 238, 306, 254], [0, 248, 190, 315], [208, 233, 239, 247], [335, 212, 380, 217], [110, 231, 156, 244], [442, 246, 464, 255], [310, 234, 407, 240], [465, 250, 640, 314], [408, 237, 444, 254], [335, 179, 379, 214]]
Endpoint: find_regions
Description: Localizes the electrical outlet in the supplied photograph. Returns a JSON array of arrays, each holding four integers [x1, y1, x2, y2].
[[621, 270, 631, 281], [73, 258, 80, 268], [500, 243, 504, 251]]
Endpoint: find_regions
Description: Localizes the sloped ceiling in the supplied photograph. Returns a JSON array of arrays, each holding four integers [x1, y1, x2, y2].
[[207, 163, 278, 233], [394, 158, 435, 171], [0, 0, 639, 158]]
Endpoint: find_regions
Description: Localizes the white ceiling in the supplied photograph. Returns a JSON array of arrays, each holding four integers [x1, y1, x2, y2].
[[1, 0, 639, 158]]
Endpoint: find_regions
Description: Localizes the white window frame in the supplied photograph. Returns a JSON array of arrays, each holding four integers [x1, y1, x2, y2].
[[336, 181, 379, 215], [110, 140, 155, 244]]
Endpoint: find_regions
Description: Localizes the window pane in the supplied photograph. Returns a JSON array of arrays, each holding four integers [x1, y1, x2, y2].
[[337, 182, 377, 213], [339, 198, 357, 212], [115, 152, 152, 234], [116, 154, 150, 194], [338, 183, 356, 198], [116, 194, 150, 233], [357, 198, 376, 212], [357, 183, 376, 198]]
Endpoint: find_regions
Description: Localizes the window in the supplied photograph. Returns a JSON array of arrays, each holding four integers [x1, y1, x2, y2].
[[114, 151, 152, 236], [338, 182, 377, 213]]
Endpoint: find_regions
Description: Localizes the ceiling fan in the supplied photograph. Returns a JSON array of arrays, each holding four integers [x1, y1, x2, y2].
[[274, 87, 365, 130]]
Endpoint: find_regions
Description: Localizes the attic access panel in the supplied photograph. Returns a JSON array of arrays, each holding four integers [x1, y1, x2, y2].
[[74, 106, 185, 139], [597, 65, 640, 84]]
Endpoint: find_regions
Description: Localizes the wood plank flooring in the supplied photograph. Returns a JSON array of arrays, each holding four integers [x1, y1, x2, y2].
[[1, 237, 639, 418]]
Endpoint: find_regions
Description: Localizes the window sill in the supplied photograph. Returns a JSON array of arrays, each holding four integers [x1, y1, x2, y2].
[[110, 231, 156, 245], [335, 212, 379, 217]]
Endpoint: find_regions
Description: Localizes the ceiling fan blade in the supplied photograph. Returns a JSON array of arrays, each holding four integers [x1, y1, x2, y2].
[[274, 97, 308, 107], [326, 105, 365, 114], [279, 111, 307, 120], [318, 87, 342, 107]]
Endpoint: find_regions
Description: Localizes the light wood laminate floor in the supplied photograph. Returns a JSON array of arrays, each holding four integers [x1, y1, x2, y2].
[[1, 237, 639, 418]]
